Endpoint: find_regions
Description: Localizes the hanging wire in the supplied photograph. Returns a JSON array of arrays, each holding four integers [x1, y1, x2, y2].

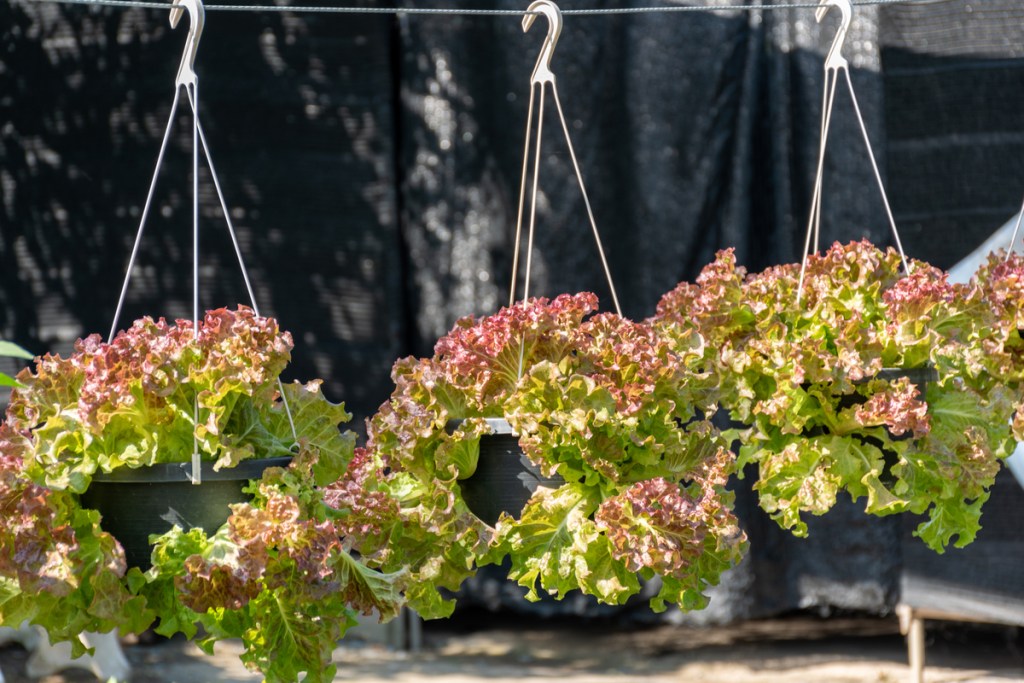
[[508, 1, 622, 379], [109, 87, 181, 344], [550, 85, 622, 316], [509, 1, 622, 320], [188, 79, 202, 484], [108, 0, 300, 483], [25, 0, 929, 15], [184, 87, 301, 447], [796, 0, 910, 304], [1005, 196, 1024, 260]]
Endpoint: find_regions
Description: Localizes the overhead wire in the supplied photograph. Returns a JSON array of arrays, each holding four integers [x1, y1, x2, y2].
[[24, 0, 929, 16]]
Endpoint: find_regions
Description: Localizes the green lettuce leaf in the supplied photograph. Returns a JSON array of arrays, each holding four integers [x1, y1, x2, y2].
[[7, 307, 296, 491], [494, 483, 634, 603], [368, 294, 737, 613], [0, 341, 33, 388]]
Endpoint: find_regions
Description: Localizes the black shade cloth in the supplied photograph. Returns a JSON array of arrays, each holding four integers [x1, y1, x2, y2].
[[2, 0, 1022, 623], [0, 2, 406, 422], [881, 0, 1024, 267], [395, 0, 893, 352]]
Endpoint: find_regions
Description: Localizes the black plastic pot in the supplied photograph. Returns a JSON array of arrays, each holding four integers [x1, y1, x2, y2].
[[868, 367, 939, 385], [829, 366, 939, 411], [452, 418, 564, 527], [840, 366, 938, 484], [79, 456, 292, 569]]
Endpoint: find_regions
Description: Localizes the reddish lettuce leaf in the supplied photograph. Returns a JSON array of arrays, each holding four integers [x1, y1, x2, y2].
[[0, 308, 390, 681], [595, 451, 745, 611], [368, 295, 742, 611], [0, 425, 151, 653], [7, 307, 297, 492], [654, 241, 1016, 552], [140, 450, 404, 682]]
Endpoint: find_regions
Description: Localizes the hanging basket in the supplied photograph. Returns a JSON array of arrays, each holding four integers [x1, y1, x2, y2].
[[452, 418, 564, 527], [79, 456, 292, 569]]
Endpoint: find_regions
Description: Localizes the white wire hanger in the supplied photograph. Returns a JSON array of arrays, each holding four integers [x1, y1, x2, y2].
[[797, 0, 911, 301], [108, 0, 297, 483], [1005, 196, 1024, 260], [507, 0, 622, 318]]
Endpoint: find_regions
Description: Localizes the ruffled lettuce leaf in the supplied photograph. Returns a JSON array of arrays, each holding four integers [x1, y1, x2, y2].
[[226, 379, 354, 484], [973, 252, 1024, 438], [433, 293, 599, 411], [595, 452, 746, 612], [6, 307, 296, 492], [494, 482, 639, 603], [0, 426, 152, 651], [369, 295, 741, 612], [326, 447, 486, 619], [894, 382, 1011, 550], [655, 241, 1015, 553], [137, 459, 405, 683]]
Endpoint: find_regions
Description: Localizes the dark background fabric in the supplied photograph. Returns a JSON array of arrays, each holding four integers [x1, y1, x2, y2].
[[2, 0, 1022, 623], [0, 1, 405, 422], [881, 1, 1024, 266]]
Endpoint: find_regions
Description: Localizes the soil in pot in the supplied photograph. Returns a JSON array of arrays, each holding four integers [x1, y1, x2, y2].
[[79, 456, 291, 569]]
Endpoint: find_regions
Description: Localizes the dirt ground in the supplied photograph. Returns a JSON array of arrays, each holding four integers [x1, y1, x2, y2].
[[1, 613, 1021, 683]]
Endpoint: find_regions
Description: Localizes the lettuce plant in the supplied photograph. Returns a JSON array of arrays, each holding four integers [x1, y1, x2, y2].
[[0, 341, 33, 388], [0, 307, 403, 683], [363, 293, 747, 615], [972, 250, 1024, 436], [652, 240, 1016, 552]]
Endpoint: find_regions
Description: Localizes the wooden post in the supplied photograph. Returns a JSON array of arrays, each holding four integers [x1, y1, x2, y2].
[[897, 604, 926, 683]]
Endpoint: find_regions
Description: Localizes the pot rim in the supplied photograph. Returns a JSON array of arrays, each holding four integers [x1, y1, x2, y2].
[[860, 366, 939, 384], [445, 417, 517, 436]]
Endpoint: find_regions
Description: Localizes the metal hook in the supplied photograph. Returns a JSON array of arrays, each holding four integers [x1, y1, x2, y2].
[[816, 0, 850, 73], [798, 0, 909, 303], [523, 0, 561, 86], [508, 0, 621, 320], [170, 0, 204, 88]]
